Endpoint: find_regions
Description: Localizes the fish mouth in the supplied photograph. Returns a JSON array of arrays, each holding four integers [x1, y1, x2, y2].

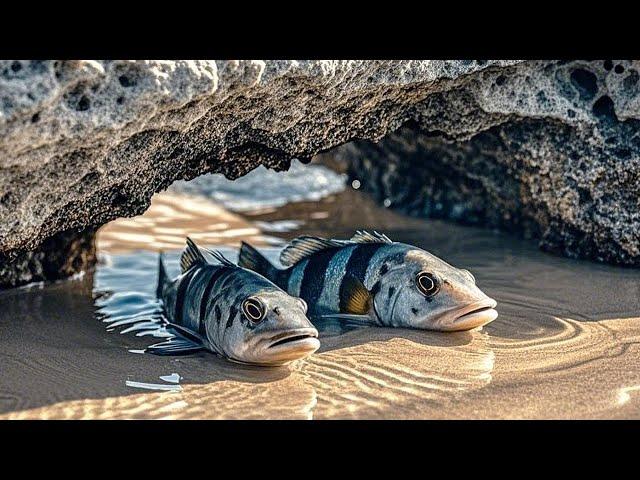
[[242, 328, 319, 366], [267, 328, 319, 350], [447, 298, 498, 331]]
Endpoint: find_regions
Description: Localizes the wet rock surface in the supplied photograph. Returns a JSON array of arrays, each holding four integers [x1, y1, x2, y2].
[[0, 228, 96, 289], [326, 60, 640, 266], [1, 59, 639, 286]]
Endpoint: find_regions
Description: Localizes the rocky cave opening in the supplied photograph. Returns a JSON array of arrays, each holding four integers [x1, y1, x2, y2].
[[1, 60, 639, 289]]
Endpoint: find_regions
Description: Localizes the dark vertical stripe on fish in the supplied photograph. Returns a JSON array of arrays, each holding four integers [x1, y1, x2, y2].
[[277, 270, 291, 292], [174, 267, 197, 325], [226, 305, 238, 329], [198, 267, 230, 335], [339, 244, 384, 312], [299, 248, 340, 308]]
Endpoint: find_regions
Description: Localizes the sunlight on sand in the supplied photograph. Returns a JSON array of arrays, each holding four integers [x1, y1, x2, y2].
[[3, 190, 640, 420], [2, 314, 640, 419], [98, 193, 277, 253]]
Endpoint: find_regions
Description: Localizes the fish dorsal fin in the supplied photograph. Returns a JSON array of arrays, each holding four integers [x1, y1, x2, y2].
[[180, 237, 207, 272], [350, 230, 393, 244], [181, 238, 236, 272], [280, 236, 348, 266], [201, 246, 235, 267], [340, 275, 373, 315]]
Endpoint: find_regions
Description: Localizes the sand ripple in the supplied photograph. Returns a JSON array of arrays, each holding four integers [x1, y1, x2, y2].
[[1, 379, 317, 420], [3, 190, 640, 419]]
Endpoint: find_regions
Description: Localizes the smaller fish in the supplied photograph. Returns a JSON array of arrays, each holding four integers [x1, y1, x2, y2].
[[238, 230, 498, 331], [155, 238, 319, 366]]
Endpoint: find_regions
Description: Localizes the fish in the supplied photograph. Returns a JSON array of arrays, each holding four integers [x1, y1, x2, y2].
[[154, 237, 320, 366], [238, 230, 498, 331]]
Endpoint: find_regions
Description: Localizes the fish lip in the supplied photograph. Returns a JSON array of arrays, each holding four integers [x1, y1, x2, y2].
[[444, 298, 498, 330], [266, 328, 319, 349], [454, 298, 498, 321]]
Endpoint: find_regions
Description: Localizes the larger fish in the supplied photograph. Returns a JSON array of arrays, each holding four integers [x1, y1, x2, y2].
[[238, 231, 498, 331], [155, 238, 320, 366]]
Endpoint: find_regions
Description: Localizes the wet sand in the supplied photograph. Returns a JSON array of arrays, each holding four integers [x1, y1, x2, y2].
[[1, 189, 640, 419], [98, 192, 277, 253]]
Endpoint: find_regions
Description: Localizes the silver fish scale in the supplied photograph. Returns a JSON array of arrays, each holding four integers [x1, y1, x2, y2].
[[287, 258, 309, 297], [181, 268, 214, 333], [317, 244, 358, 315], [364, 243, 411, 288], [210, 271, 254, 349]]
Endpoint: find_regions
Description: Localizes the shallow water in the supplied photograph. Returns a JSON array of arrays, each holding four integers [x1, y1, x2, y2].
[[1, 164, 640, 419]]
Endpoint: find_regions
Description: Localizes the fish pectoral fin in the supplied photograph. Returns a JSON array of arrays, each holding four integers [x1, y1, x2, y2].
[[146, 337, 204, 356], [146, 322, 206, 356], [166, 322, 206, 344], [340, 275, 373, 315]]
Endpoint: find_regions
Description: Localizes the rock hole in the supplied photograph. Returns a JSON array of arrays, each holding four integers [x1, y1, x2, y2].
[[495, 75, 506, 86], [10, 61, 22, 72], [118, 75, 135, 88], [615, 64, 625, 74], [592, 95, 617, 122], [114, 63, 143, 89], [110, 189, 128, 207], [31, 112, 40, 123], [570, 68, 598, 100], [77, 96, 90, 111], [81, 171, 100, 184], [577, 187, 591, 204], [53, 60, 66, 80], [623, 70, 639, 90], [603, 60, 613, 71], [64, 83, 92, 112], [0, 192, 12, 206], [116, 96, 124, 105]]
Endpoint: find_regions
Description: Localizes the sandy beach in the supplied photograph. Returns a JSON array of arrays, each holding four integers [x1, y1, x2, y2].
[[1, 188, 639, 419]]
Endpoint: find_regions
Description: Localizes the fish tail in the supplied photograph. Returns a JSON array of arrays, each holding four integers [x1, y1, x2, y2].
[[238, 241, 279, 281], [157, 252, 168, 299]]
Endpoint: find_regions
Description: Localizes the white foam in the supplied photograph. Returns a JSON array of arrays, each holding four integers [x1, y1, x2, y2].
[[170, 159, 346, 212]]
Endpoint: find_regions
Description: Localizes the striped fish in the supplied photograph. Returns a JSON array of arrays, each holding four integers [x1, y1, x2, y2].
[[155, 238, 319, 366], [238, 231, 498, 331]]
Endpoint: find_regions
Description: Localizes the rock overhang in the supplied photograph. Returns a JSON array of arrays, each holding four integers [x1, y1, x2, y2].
[[1, 59, 639, 287]]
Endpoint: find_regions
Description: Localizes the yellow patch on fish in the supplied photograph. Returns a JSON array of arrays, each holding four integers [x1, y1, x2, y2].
[[341, 276, 372, 315]]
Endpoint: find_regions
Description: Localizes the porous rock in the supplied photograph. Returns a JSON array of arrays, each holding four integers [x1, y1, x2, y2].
[[1, 59, 639, 287], [325, 60, 640, 266]]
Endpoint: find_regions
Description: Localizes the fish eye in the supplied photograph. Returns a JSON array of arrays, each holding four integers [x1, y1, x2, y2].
[[242, 297, 266, 323], [416, 272, 440, 297]]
